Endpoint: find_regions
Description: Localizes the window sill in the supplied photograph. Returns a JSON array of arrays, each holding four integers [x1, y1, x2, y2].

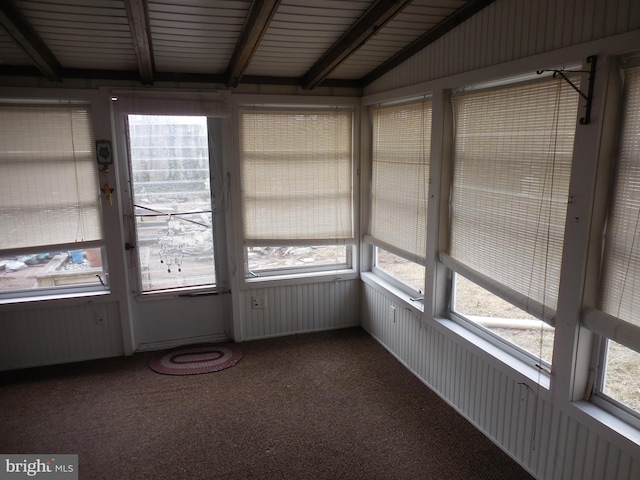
[[0, 289, 112, 310], [436, 317, 640, 451], [434, 316, 551, 392], [134, 286, 227, 301], [243, 268, 358, 289], [572, 401, 640, 450], [361, 271, 424, 315]]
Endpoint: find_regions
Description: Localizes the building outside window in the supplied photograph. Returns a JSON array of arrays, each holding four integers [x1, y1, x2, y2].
[[125, 114, 217, 293]]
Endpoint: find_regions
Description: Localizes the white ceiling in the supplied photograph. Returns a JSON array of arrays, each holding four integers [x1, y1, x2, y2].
[[0, 0, 493, 89]]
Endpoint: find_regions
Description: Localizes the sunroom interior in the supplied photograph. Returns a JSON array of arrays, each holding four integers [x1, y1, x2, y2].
[[1, 1, 640, 479]]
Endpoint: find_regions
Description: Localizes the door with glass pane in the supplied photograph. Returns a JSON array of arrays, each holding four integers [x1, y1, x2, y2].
[[126, 115, 216, 293]]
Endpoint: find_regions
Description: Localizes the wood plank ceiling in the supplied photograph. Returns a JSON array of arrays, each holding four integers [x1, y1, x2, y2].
[[0, 0, 495, 89]]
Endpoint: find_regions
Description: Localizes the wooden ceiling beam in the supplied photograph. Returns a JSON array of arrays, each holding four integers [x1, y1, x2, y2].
[[302, 0, 411, 90], [0, 66, 362, 90], [0, 0, 62, 81], [360, 0, 497, 86], [225, 0, 281, 88], [241, 75, 362, 89], [124, 0, 155, 84]]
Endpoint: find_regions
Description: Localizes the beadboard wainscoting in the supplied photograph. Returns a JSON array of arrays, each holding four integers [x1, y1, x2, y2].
[[241, 279, 360, 341], [361, 283, 640, 480], [0, 301, 123, 371]]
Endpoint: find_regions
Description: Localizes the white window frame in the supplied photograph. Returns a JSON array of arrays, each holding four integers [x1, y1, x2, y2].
[[235, 99, 359, 283], [583, 60, 640, 426], [370, 245, 425, 301], [112, 91, 231, 296], [0, 99, 109, 303], [590, 336, 640, 431], [366, 98, 432, 300], [245, 244, 354, 279], [444, 71, 582, 373], [449, 273, 554, 373]]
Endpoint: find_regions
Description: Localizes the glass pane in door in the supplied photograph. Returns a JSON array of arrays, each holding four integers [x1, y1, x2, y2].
[[127, 115, 216, 292]]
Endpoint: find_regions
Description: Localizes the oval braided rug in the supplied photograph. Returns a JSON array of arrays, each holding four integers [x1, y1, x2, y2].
[[149, 343, 242, 376]]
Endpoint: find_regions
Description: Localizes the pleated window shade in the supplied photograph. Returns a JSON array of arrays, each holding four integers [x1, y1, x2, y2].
[[240, 108, 354, 245], [588, 66, 640, 351], [370, 100, 432, 264], [449, 77, 579, 322], [0, 104, 102, 251]]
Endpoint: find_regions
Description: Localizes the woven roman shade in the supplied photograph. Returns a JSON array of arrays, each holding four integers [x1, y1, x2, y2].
[[240, 108, 354, 245], [584, 66, 640, 351], [369, 100, 431, 264], [447, 76, 580, 323], [0, 104, 102, 251], [114, 91, 230, 118]]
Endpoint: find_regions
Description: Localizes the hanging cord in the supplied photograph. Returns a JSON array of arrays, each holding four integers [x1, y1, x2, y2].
[[525, 78, 566, 451], [329, 106, 350, 275], [333, 106, 342, 272], [615, 204, 640, 318], [208, 119, 226, 211], [70, 109, 87, 244], [415, 100, 428, 264]]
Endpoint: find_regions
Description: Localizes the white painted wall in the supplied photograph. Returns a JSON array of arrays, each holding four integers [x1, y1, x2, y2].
[[0, 88, 133, 369], [240, 280, 361, 341], [0, 89, 362, 369], [225, 94, 363, 343], [132, 293, 232, 350], [362, 283, 640, 480], [2, 5, 639, 479], [365, 0, 640, 95], [359, 1, 640, 478], [0, 301, 123, 370]]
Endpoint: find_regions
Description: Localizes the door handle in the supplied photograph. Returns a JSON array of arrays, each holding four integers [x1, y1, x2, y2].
[[125, 242, 136, 251]]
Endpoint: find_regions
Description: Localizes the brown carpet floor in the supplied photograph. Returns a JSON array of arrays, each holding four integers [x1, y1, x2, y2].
[[0, 327, 534, 479]]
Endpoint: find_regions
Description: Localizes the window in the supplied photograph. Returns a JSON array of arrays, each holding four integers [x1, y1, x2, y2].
[[444, 75, 580, 368], [598, 340, 640, 415], [585, 65, 640, 419], [126, 114, 217, 293], [0, 103, 106, 298], [453, 273, 554, 365], [239, 107, 354, 277], [375, 248, 425, 295], [247, 245, 349, 275], [367, 100, 431, 297]]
